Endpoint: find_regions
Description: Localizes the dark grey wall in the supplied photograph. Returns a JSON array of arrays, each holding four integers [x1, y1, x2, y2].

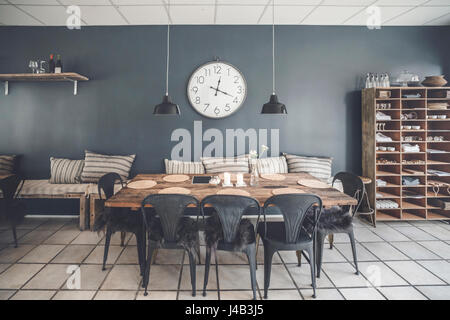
[[0, 25, 449, 213]]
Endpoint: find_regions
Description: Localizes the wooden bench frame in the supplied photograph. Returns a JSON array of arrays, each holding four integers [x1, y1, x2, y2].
[[19, 193, 89, 230]]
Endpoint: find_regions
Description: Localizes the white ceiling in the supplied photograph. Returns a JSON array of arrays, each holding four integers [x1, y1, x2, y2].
[[0, 0, 449, 26]]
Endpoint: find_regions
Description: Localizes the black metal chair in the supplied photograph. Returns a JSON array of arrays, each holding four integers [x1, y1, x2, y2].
[[257, 194, 322, 299], [201, 195, 260, 300], [93, 173, 146, 275], [141, 194, 200, 297], [300, 172, 364, 278], [0, 175, 26, 248]]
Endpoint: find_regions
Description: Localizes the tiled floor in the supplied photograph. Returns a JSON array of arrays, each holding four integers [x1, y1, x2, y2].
[[1, 217, 450, 300]]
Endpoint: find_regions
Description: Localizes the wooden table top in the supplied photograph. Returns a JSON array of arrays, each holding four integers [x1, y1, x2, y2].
[[105, 173, 357, 209]]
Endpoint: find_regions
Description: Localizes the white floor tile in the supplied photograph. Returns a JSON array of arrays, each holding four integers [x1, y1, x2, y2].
[[321, 263, 368, 288], [393, 226, 437, 241], [358, 262, 408, 287], [390, 241, 441, 260], [416, 285, 450, 300], [340, 287, 385, 300], [334, 243, 378, 262], [370, 226, 410, 242], [417, 226, 450, 241], [417, 241, 450, 259], [385, 261, 445, 286], [361, 242, 409, 261], [300, 288, 343, 300], [378, 286, 426, 300], [417, 260, 450, 284]]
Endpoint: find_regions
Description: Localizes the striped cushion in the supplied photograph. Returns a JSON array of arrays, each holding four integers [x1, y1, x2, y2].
[[164, 159, 205, 174], [81, 150, 136, 183], [283, 153, 332, 182], [201, 156, 249, 173], [0, 155, 16, 175], [252, 156, 288, 174], [50, 157, 84, 184]]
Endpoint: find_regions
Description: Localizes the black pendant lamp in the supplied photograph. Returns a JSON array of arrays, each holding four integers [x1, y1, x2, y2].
[[261, 0, 287, 114], [154, 0, 180, 115]]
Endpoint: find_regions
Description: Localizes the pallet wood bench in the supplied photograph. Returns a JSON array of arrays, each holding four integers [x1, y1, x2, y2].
[[17, 180, 91, 230]]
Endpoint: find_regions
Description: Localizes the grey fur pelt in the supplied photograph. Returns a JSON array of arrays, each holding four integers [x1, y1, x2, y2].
[[93, 207, 141, 234], [304, 206, 353, 234], [204, 213, 255, 250]]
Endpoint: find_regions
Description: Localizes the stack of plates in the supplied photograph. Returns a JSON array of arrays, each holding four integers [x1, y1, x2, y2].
[[428, 102, 448, 110]]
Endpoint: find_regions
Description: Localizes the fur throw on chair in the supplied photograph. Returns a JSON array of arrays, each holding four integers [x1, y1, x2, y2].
[[304, 206, 353, 234], [204, 213, 255, 251], [93, 207, 141, 234]]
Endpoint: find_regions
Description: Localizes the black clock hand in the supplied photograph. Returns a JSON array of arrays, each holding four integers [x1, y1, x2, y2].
[[214, 77, 221, 96], [215, 88, 233, 97]]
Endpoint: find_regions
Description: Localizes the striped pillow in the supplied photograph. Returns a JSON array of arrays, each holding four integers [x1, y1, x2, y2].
[[252, 156, 288, 174], [50, 157, 84, 184], [0, 155, 16, 175], [81, 150, 136, 183], [164, 159, 205, 174], [283, 153, 332, 182], [201, 155, 249, 174]]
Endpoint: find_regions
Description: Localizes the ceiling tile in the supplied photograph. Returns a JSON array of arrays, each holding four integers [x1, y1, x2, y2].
[[259, 5, 315, 23], [216, 5, 265, 24], [9, 0, 60, 4], [0, 4, 42, 25], [344, 6, 413, 25], [18, 5, 76, 25], [424, 12, 450, 24], [112, 0, 163, 4], [374, 0, 429, 5], [385, 6, 450, 25], [169, 5, 214, 24], [79, 5, 128, 25], [322, 0, 374, 5], [423, 0, 450, 5], [301, 5, 362, 24], [59, 0, 111, 5], [118, 5, 168, 24]]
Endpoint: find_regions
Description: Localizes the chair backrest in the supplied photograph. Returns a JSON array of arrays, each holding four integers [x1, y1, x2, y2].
[[263, 194, 322, 244], [0, 175, 22, 201], [98, 173, 123, 200], [332, 172, 364, 215], [141, 194, 199, 243], [200, 195, 260, 244]]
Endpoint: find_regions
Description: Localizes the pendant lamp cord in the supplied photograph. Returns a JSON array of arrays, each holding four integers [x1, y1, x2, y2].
[[166, 0, 170, 96], [272, 0, 275, 95]]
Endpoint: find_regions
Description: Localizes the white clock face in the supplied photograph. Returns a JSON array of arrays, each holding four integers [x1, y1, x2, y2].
[[187, 61, 247, 119]]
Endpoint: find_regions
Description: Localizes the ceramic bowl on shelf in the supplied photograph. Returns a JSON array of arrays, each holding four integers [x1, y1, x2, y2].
[[421, 75, 447, 87], [438, 115, 447, 119], [412, 125, 421, 130]]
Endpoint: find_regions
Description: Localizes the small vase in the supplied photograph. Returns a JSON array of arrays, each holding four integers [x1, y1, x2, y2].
[[250, 166, 259, 187]]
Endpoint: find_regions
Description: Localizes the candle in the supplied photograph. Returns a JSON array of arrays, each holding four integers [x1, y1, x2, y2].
[[223, 172, 231, 186], [236, 173, 244, 186]]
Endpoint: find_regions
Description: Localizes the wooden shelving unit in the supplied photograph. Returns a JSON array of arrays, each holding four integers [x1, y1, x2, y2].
[[362, 87, 450, 222], [0, 73, 89, 95]]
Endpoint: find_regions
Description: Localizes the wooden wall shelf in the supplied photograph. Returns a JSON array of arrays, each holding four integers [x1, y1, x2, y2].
[[362, 87, 450, 224], [0, 72, 89, 95]]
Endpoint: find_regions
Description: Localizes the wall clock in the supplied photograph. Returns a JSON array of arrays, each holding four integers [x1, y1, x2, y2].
[[187, 60, 247, 119]]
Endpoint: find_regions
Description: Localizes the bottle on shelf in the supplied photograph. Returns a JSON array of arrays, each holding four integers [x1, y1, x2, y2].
[[49, 54, 55, 73], [365, 73, 371, 88], [55, 54, 62, 74]]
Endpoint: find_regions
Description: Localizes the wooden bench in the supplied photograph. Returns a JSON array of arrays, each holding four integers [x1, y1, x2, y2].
[[17, 180, 91, 230]]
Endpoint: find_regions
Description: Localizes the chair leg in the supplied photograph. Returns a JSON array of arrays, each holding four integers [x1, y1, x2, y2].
[[328, 234, 334, 249], [296, 250, 302, 267], [255, 234, 260, 270], [187, 250, 197, 297], [102, 227, 112, 271], [263, 244, 276, 299], [348, 229, 359, 275], [12, 225, 18, 248], [203, 246, 212, 297], [135, 231, 145, 276], [245, 243, 257, 300], [143, 244, 155, 296], [196, 240, 201, 265], [306, 246, 317, 298], [120, 231, 126, 247], [316, 232, 326, 278]]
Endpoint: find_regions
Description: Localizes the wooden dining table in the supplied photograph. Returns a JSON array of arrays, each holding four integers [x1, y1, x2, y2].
[[105, 173, 357, 210]]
